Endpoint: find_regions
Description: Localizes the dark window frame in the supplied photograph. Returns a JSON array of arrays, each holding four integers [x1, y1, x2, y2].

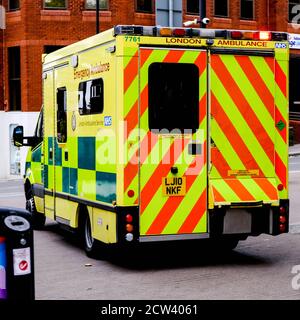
[[56, 87, 67, 144], [43, 0, 68, 10], [44, 45, 64, 54], [85, 0, 109, 10], [240, 0, 254, 20], [8, 0, 20, 11], [214, 0, 229, 18], [135, 0, 154, 14], [289, 0, 300, 22], [78, 78, 104, 116], [8, 46, 21, 111], [148, 62, 200, 133], [186, 0, 199, 15]]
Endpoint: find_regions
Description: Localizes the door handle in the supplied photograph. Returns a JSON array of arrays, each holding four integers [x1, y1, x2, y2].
[[65, 151, 68, 161], [49, 148, 53, 160]]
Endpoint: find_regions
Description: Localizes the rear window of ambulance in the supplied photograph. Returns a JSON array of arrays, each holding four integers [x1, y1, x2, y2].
[[148, 62, 199, 133]]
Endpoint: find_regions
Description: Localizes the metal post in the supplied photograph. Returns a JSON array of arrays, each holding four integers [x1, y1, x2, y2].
[[96, 0, 100, 34], [200, 0, 206, 28]]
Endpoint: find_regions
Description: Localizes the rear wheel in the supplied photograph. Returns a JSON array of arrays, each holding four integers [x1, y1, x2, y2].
[[207, 238, 240, 253], [220, 238, 239, 251], [25, 185, 46, 229], [81, 210, 105, 259]]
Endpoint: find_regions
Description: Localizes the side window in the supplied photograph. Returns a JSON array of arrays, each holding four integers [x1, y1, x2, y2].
[[35, 108, 44, 139], [57, 87, 67, 143], [78, 78, 104, 115]]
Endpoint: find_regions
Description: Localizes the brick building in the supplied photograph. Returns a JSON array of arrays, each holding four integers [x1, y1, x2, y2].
[[0, 0, 300, 179]]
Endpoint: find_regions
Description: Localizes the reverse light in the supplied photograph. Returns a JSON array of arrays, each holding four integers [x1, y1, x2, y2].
[[125, 233, 134, 242]]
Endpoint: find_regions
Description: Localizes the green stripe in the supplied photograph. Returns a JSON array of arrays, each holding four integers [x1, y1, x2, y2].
[[32, 145, 42, 163], [78, 137, 95, 170], [96, 171, 116, 203]]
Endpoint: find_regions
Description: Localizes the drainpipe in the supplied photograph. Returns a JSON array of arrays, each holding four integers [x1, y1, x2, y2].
[[169, 0, 173, 27], [96, 0, 100, 34], [200, 0, 206, 28]]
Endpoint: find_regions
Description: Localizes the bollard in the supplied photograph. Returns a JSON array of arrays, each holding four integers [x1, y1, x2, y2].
[[0, 207, 35, 301], [0, 236, 7, 299]]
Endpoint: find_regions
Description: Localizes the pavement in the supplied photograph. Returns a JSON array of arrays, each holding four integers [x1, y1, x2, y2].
[[289, 143, 300, 157]]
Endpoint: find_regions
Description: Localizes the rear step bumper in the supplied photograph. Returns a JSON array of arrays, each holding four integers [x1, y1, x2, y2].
[[209, 199, 289, 237]]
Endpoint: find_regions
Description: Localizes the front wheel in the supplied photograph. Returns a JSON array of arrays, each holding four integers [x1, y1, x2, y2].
[[26, 187, 46, 229]]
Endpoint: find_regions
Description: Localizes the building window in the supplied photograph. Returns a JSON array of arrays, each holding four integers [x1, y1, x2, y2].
[[85, 0, 109, 10], [8, 0, 20, 11], [186, 0, 199, 15], [44, 0, 67, 9], [289, 0, 300, 22], [240, 0, 254, 20], [8, 47, 21, 111], [135, 0, 154, 13], [214, 0, 229, 17], [78, 78, 104, 115], [44, 46, 64, 54], [148, 63, 199, 132], [57, 87, 67, 143]]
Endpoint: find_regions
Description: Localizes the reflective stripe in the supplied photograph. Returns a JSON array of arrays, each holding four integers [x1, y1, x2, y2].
[[138, 49, 207, 236]]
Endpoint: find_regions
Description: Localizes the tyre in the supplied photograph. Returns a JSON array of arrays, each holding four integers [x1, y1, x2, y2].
[[207, 238, 239, 252], [25, 186, 46, 229], [81, 212, 103, 259], [221, 238, 239, 251]]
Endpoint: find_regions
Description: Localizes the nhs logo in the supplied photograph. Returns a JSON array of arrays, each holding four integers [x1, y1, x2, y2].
[[275, 43, 287, 49], [104, 116, 112, 127]]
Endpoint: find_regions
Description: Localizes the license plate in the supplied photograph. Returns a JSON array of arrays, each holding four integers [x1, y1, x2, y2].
[[162, 177, 186, 196]]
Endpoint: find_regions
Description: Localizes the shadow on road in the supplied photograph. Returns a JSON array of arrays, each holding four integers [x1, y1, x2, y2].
[[108, 241, 270, 271], [38, 223, 270, 271]]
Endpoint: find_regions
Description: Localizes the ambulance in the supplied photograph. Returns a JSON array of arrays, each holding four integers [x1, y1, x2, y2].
[[13, 25, 290, 257]]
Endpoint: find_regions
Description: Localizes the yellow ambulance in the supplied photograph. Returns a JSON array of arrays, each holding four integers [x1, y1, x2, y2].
[[14, 25, 290, 257]]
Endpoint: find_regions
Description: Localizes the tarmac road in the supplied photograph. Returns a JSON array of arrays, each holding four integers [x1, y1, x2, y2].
[[0, 154, 300, 300]]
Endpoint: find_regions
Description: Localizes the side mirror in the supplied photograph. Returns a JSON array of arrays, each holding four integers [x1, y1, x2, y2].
[[13, 126, 24, 147]]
